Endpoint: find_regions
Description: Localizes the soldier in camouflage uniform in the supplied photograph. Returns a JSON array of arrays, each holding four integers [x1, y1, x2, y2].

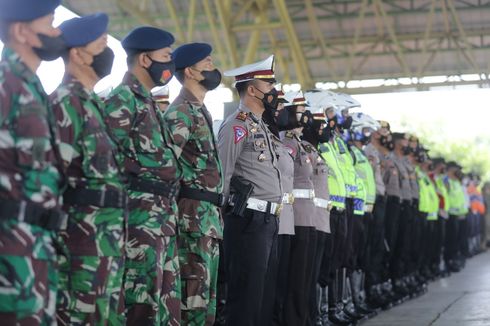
[[50, 14, 126, 325], [103, 27, 182, 325], [0, 0, 66, 324], [163, 43, 224, 326]]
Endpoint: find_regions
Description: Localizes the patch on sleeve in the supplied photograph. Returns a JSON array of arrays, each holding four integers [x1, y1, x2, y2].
[[233, 125, 247, 144], [286, 145, 296, 157], [235, 111, 248, 121]]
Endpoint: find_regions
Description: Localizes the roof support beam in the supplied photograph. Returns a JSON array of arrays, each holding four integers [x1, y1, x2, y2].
[[343, 0, 368, 81], [164, 0, 185, 42], [304, 0, 340, 81], [202, 0, 227, 70], [416, 0, 437, 77], [214, 0, 239, 68], [273, 0, 314, 88], [373, 0, 412, 77]]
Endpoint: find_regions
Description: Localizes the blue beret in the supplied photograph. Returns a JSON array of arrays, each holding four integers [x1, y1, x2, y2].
[[0, 0, 60, 22], [59, 13, 108, 48], [121, 26, 174, 52], [173, 43, 212, 70]]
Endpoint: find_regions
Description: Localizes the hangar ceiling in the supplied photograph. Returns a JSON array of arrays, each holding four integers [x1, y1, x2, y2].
[[63, 0, 490, 93]]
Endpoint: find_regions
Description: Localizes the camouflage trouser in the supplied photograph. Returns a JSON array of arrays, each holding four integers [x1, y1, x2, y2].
[[124, 235, 180, 325], [56, 255, 125, 326], [0, 221, 58, 325], [179, 232, 220, 326]]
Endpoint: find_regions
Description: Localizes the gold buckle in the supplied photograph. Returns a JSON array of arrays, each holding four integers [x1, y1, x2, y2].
[[274, 203, 283, 216]]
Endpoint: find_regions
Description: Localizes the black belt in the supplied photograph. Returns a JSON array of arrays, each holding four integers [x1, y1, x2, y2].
[[0, 199, 66, 231], [128, 177, 178, 198], [63, 187, 127, 208], [179, 186, 226, 207]]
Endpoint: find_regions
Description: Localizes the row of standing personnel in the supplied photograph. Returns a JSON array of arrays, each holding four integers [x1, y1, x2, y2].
[[0, 1, 478, 325], [214, 64, 477, 326], [0, 3, 226, 325]]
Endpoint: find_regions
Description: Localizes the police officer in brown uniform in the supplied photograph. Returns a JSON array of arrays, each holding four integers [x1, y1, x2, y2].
[[363, 122, 389, 307], [218, 55, 283, 326], [376, 123, 403, 304], [261, 88, 296, 326], [301, 108, 332, 326], [391, 132, 413, 297], [281, 91, 318, 326]]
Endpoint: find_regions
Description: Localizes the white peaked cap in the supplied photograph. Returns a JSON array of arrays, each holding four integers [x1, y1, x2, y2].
[[224, 55, 276, 84], [284, 90, 308, 107]]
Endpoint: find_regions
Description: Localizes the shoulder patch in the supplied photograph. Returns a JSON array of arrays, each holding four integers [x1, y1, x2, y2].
[[319, 144, 330, 153], [235, 111, 248, 121], [285, 144, 297, 157], [233, 125, 247, 144], [336, 138, 346, 154]]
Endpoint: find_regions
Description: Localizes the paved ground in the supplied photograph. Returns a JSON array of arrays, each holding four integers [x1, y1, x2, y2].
[[364, 250, 490, 326]]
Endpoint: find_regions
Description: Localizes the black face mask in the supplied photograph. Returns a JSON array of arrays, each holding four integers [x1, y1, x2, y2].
[[147, 57, 175, 86], [342, 116, 353, 130], [317, 126, 330, 143], [302, 119, 324, 145], [255, 87, 279, 111], [91, 47, 114, 79], [262, 106, 279, 137], [456, 170, 463, 179], [33, 34, 67, 61], [402, 146, 412, 156], [381, 135, 394, 150], [198, 68, 222, 90], [428, 163, 435, 171], [276, 106, 300, 131], [325, 117, 337, 138], [299, 111, 314, 128], [360, 136, 371, 146]]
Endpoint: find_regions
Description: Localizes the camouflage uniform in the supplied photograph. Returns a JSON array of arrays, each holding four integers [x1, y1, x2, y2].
[[0, 47, 62, 325], [104, 72, 182, 325], [163, 87, 223, 325], [50, 75, 126, 325]]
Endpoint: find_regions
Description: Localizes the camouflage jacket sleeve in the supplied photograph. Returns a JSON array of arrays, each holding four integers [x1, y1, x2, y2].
[[51, 86, 84, 172], [0, 49, 61, 208], [104, 80, 180, 182], [103, 85, 137, 168], [161, 103, 191, 159]]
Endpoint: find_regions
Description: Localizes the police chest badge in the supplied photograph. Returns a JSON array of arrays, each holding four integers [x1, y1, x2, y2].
[[233, 125, 247, 144], [235, 111, 248, 121]]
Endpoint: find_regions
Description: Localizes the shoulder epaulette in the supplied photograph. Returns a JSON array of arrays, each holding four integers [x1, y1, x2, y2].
[[319, 144, 329, 153], [285, 131, 294, 139], [235, 111, 248, 121]]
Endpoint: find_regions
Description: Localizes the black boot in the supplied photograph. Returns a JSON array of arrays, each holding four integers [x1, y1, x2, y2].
[[366, 285, 385, 310], [350, 271, 377, 317], [319, 286, 332, 326], [342, 270, 366, 321], [328, 274, 355, 325]]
